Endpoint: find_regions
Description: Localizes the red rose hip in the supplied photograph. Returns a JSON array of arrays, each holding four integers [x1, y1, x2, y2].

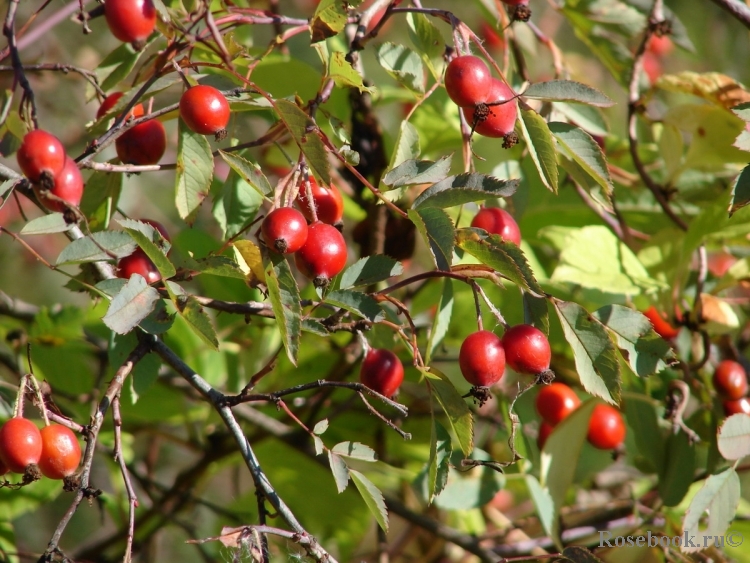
[[105, 0, 157, 44], [535, 383, 580, 425], [471, 207, 521, 245], [262, 207, 309, 254], [115, 118, 166, 165], [296, 177, 345, 225], [17, 130, 66, 184], [713, 360, 748, 401], [642, 306, 680, 340], [445, 55, 493, 107], [117, 250, 161, 284], [463, 78, 517, 138], [587, 404, 626, 450], [38, 424, 82, 480], [33, 156, 84, 213], [294, 222, 347, 286], [502, 324, 551, 375], [0, 417, 43, 474], [724, 397, 750, 416], [179, 85, 230, 138], [360, 349, 404, 397], [459, 330, 506, 387]]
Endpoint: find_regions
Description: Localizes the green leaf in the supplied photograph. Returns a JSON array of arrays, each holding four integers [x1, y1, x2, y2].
[[212, 168, 263, 239], [121, 220, 176, 280], [139, 299, 174, 335], [0, 522, 19, 563], [518, 109, 559, 193], [218, 150, 273, 197], [548, 122, 613, 195], [456, 229, 544, 295], [682, 468, 741, 553], [422, 367, 473, 456], [175, 119, 213, 224], [411, 174, 519, 210], [526, 475, 555, 539], [523, 292, 550, 335], [623, 394, 665, 475], [56, 231, 135, 265], [310, 0, 360, 42], [523, 80, 614, 107], [554, 300, 621, 404], [408, 208, 454, 271], [0, 179, 15, 200], [96, 36, 158, 93], [274, 99, 330, 185], [426, 278, 454, 364], [350, 469, 389, 533], [325, 290, 384, 322], [265, 251, 301, 366], [407, 12, 444, 79], [434, 449, 505, 510], [382, 155, 452, 189], [375, 42, 425, 93], [184, 255, 247, 279], [20, 213, 72, 235], [658, 429, 695, 507], [427, 419, 452, 503], [328, 451, 351, 493], [730, 164, 750, 216], [102, 274, 161, 335], [339, 255, 404, 289], [174, 295, 219, 350], [78, 169, 122, 231], [718, 414, 750, 461], [593, 305, 674, 377], [329, 51, 372, 93], [554, 102, 609, 137], [313, 419, 329, 435], [332, 441, 378, 462], [387, 121, 420, 179]]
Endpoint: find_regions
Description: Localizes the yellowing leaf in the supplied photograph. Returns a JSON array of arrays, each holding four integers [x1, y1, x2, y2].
[[657, 72, 750, 110]]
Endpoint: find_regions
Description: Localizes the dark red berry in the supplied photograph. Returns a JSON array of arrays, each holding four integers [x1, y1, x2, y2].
[[471, 207, 521, 245], [262, 207, 309, 254], [587, 404, 626, 450], [296, 177, 345, 225], [115, 119, 167, 165], [445, 55, 493, 107], [38, 424, 82, 480], [17, 130, 66, 183], [502, 324, 551, 375], [117, 250, 161, 284], [33, 156, 84, 213], [105, 0, 157, 43], [463, 78, 518, 138], [97, 93, 145, 120], [294, 222, 348, 286], [537, 420, 553, 449], [0, 418, 43, 474], [179, 85, 230, 137], [642, 306, 680, 340], [713, 360, 748, 401], [360, 349, 404, 397], [459, 330, 506, 387], [724, 397, 750, 416], [535, 383, 580, 426]]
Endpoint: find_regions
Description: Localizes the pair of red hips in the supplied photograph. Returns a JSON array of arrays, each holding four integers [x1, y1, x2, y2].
[[0, 418, 81, 480], [444, 55, 518, 142], [458, 324, 551, 388], [713, 359, 750, 417], [17, 130, 84, 213], [535, 383, 626, 451]]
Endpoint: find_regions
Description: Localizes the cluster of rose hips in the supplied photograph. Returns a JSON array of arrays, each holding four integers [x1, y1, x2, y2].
[[444, 55, 518, 147], [0, 417, 81, 482], [261, 178, 348, 287], [713, 359, 750, 417], [535, 383, 626, 451]]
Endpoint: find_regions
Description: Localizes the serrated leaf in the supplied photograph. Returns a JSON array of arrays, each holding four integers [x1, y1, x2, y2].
[[274, 99, 330, 186], [407, 12, 444, 80], [329, 51, 371, 93], [218, 150, 272, 197], [102, 275, 161, 334], [730, 164, 750, 216], [426, 278, 454, 364], [339, 255, 404, 289], [265, 251, 301, 365], [593, 305, 674, 377], [554, 102, 609, 137], [96, 278, 127, 298], [233, 240, 266, 284], [554, 300, 620, 404], [327, 451, 350, 493], [456, 229, 544, 295], [122, 225, 175, 280], [412, 174, 519, 210], [78, 169, 122, 231], [518, 109, 559, 193], [523, 292, 550, 335], [324, 290, 384, 322], [313, 435, 325, 456], [212, 169, 263, 239], [387, 121, 420, 180], [332, 441, 378, 462], [657, 71, 750, 110], [20, 214, 71, 235], [310, 0, 358, 42], [174, 296, 219, 350], [682, 468, 741, 553], [175, 120, 213, 224], [408, 208, 454, 271], [549, 122, 613, 195], [313, 419, 329, 435], [350, 469, 388, 533], [428, 419, 452, 503], [718, 414, 750, 461], [376, 43, 425, 93], [56, 231, 136, 265], [301, 318, 328, 336], [139, 299, 174, 335], [96, 36, 159, 93], [422, 368, 473, 456], [189, 256, 246, 279], [524, 80, 614, 107], [382, 155, 452, 189]]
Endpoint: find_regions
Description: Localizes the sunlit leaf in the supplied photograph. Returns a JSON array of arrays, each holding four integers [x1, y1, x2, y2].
[[422, 367, 473, 456], [102, 274, 161, 335], [376, 43, 425, 93], [329, 52, 372, 93], [218, 150, 273, 197], [408, 208, 454, 271], [718, 414, 750, 461], [275, 99, 330, 185], [175, 120, 213, 224], [411, 174, 519, 209], [56, 231, 135, 265], [328, 451, 350, 493], [174, 296, 219, 350], [340, 255, 404, 289], [332, 442, 378, 462], [523, 80, 614, 107], [426, 278, 454, 363], [682, 468, 741, 552], [730, 164, 750, 216], [657, 71, 750, 110], [350, 469, 388, 532], [549, 122, 613, 194], [382, 155, 452, 189], [20, 214, 71, 235], [265, 251, 301, 365], [325, 290, 384, 322], [518, 109, 559, 193]]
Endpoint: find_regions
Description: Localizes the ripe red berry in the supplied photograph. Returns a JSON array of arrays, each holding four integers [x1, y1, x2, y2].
[[179, 85, 230, 137], [0, 417, 43, 474], [471, 207, 521, 245], [535, 383, 581, 425], [463, 78, 518, 138], [646, 35, 674, 57], [262, 207, 309, 254], [38, 424, 82, 480], [33, 156, 84, 213], [502, 324, 551, 375], [294, 222, 348, 286], [723, 397, 750, 416], [360, 349, 404, 397], [445, 55, 493, 107], [642, 306, 679, 340], [459, 330, 506, 387], [587, 404, 626, 450], [537, 420, 553, 449], [97, 93, 145, 120], [296, 177, 345, 225], [713, 360, 748, 401], [117, 249, 161, 284], [17, 130, 66, 184], [115, 118, 167, 165], [104, 0, 157, 44]]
